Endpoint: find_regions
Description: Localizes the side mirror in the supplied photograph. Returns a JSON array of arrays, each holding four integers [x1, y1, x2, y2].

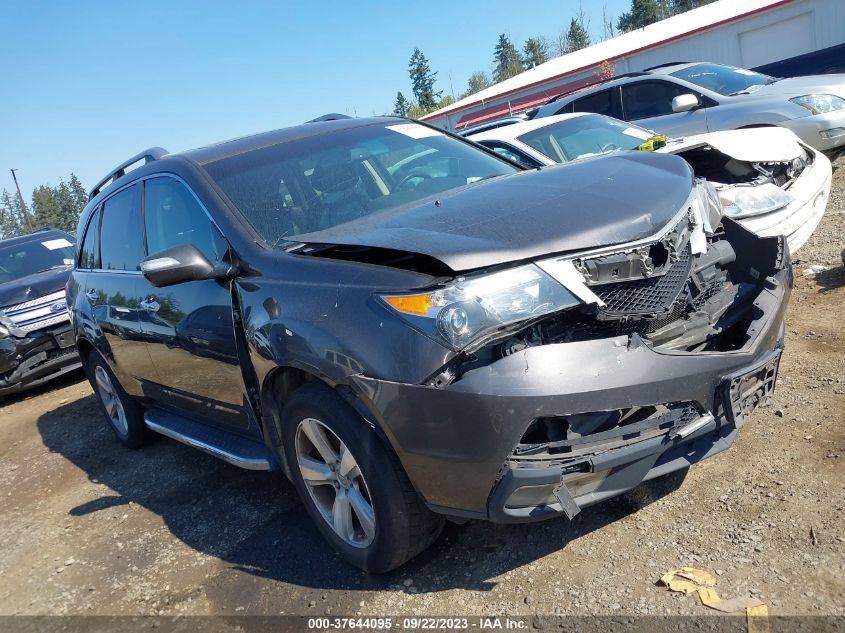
[[672, 93, 700, 113], [141, 244, 229, 288]]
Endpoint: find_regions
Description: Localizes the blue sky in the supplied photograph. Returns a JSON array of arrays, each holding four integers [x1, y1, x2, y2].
[[0, 0, 629, 196]]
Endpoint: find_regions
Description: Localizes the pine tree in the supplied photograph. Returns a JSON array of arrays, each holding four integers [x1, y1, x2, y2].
[[493, 34, 524, 83], [408, 48, 441, 111], [618, 0, 662, 32], [564, 17, 591, 53], [461, 71, 492, 98], [522, 37, 549, 68], [0, 190, 27, 239], [393, 92, 410, 117]]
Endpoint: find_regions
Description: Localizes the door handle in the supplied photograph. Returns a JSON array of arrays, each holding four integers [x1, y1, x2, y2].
[[85, 290, 98, 302]]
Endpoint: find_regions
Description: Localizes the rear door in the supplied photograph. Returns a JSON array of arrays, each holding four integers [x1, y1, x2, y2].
[[83, 183, 158, 390], [137, 175, 249, 431], [620, 79, 710, 136]]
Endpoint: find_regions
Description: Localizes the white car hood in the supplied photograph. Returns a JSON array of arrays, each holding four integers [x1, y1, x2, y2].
[[661, 127, 804, 163]]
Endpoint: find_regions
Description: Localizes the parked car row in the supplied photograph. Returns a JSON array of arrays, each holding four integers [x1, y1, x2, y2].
[[466, 113, 832, 252], [2, 61, 835, 573]]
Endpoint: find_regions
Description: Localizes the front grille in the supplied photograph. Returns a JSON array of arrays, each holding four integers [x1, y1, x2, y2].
[[1, 290, 69, 334], [592, 245, 692, 318]]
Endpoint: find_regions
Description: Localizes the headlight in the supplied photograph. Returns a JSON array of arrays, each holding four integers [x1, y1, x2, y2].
[[0, 323, 8, 339], [379, 264, 580, 350], [790, 94, 845, 115], [719, 183, 793, 219]]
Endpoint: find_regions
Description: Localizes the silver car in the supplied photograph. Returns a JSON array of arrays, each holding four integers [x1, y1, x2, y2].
[[531, 62, 845, 155]]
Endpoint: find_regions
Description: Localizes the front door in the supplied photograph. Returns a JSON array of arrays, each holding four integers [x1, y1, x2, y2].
[[137, 175, 249, 430], [621, 80, 710, 137]]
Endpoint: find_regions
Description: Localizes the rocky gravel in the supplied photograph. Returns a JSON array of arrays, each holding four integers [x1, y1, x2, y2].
[[0, 157, 843, 618]]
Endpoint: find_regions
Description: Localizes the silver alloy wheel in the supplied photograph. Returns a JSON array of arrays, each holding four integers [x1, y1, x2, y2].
[[295, 417, 376, 548], [94, 365, 128, 435]]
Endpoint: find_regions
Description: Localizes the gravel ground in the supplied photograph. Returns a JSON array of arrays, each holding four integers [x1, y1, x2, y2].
[[0, 157, 843, 618]]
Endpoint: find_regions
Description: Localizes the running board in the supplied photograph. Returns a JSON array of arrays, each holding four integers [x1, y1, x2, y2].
[[144, 409, 275, 471]]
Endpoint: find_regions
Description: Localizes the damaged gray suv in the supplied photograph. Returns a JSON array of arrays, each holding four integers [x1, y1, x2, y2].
[[68, 117, 790, 572]]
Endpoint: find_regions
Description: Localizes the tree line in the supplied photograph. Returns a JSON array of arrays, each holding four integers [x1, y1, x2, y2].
[[0, 174, 87, 239], [392, 0, 715, 117]]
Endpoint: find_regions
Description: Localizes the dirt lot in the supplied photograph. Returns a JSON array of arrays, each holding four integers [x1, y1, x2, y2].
[[1, 158, 843, 619]]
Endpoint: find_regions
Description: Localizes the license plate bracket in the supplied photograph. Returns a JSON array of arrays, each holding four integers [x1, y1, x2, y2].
[[721, 349, 781, 428]]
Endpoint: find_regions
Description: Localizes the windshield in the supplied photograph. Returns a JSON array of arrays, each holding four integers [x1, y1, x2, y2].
[[670, 63, 773, 96], [202, 121, 518, 245], [0, 235, 75, 285], [518, 115, 657, 162]]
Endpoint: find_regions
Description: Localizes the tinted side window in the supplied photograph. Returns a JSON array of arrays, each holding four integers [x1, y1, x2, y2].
[[621, 80, 690, 120], [100, 184, 144, 271], [79, 206, 101, 269], [144, 177, 228, 264], [573, 89, 615, 116]]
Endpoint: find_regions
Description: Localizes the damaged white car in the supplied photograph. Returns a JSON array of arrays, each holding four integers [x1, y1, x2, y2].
[[467, 113, 832, 252]]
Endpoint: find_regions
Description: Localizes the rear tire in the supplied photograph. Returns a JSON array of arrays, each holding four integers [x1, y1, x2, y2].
[[85, 350, 152, 448], [280, 382, 444, 573]]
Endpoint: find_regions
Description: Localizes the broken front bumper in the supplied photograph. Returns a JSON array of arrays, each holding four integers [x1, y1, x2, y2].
[[351, 266, 790, 523], [0, 323, 81, 396]]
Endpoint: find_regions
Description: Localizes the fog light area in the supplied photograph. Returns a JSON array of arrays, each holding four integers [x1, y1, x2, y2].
[[505, 471, 610, 509]]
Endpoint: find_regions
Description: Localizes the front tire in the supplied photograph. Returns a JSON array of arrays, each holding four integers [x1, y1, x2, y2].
[[85, 350, 152, 448], [280, 382, 444, 573]]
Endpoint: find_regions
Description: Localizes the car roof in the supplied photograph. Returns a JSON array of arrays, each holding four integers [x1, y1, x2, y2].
[[0, 229, 73, 247], [181, 116, 409, 164], [467, 112, 592, 142]]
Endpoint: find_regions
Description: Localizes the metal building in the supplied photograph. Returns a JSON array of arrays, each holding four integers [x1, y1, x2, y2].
[[421, 0, 845, 131]]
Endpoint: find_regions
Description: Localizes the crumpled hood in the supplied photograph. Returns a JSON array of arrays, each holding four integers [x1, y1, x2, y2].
[[662, 126, 805, 162], [0, 267, 70, 310], [292, 151, 694, 271]]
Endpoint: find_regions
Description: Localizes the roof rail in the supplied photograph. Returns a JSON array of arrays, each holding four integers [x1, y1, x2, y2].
[[642, 61, 691, 72], [306, 113, 352, 123], [89, 147, 168, 201]]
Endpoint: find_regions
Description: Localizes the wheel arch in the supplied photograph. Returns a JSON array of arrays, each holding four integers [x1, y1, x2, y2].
[[259, 365, 391, 479]]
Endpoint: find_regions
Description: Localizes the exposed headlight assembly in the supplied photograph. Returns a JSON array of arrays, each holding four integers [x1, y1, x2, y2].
[[719, 183, 793, 219], [790, 94, 845, 115], [379, 264, 579, 350]]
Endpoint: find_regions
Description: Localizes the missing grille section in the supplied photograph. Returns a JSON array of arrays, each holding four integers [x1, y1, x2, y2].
[[511, 403, 699, 465], [592, 245, 692, 318]]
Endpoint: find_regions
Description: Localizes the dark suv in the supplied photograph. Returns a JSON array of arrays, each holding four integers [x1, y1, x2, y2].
[[1, 228, 80, 395], [68, 117, 790, 572]]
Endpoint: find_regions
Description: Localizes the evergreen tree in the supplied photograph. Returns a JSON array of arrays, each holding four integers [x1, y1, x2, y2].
[[461, 71, 492, 98], [0, 190, 26, 239], [408, 48, 441, 111], [522, 37, 549, 68], [393, 92, 410, 116], [670, 0, 715, 13], [564, 17, 591, 53], [618, 0, 662, 32], [32, 185, 62, 229], [493, 34, 524, 83]]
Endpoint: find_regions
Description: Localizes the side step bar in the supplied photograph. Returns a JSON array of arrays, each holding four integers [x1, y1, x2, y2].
[[144, 409, 275, 471]]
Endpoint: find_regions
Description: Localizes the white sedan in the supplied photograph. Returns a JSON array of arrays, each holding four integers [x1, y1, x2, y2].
[[467, 113, 832, 252]]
